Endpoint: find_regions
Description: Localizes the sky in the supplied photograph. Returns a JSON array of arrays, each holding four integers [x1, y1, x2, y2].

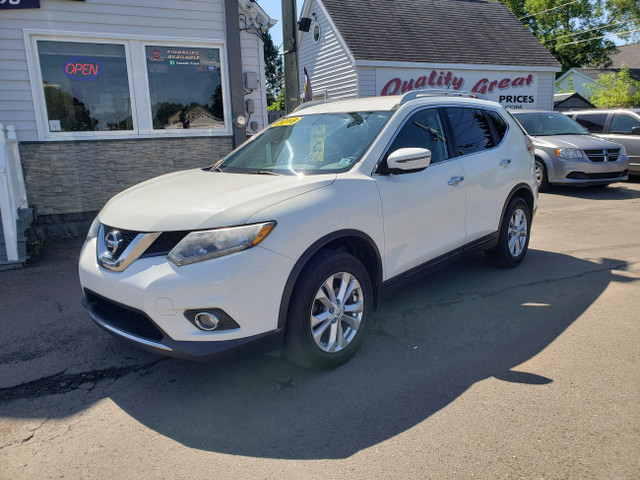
[[256, 0, 304, 50]]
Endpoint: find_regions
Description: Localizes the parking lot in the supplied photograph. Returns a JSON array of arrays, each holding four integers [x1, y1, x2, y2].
[[1, 180, 639, 479]]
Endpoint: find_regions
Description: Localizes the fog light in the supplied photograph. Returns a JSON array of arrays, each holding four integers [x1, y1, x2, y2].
[[194, 312, 220, 331]]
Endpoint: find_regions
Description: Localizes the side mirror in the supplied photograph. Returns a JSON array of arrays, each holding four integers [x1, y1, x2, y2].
[[631, 126, 640, 135], [387, 148, 432, 172]]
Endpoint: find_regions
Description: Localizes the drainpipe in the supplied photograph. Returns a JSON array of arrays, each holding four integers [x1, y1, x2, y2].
[[224, 0, 248, 148]]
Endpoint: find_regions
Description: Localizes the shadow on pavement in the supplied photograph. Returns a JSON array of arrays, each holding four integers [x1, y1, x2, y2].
[[0, 247, 634, 459], [545, 180, 640, 200]]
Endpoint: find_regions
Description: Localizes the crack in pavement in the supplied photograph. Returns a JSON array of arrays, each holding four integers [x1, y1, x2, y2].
[[0, 359, 166, 403]]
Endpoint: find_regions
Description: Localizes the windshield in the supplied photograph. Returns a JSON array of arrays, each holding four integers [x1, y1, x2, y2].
[[513, 112, 589, 136], [212, 111, 393, 175]]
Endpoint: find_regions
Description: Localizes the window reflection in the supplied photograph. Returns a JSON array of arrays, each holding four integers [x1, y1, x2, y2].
[[146, 46, 225, 130], [37, 41, 132, 132]]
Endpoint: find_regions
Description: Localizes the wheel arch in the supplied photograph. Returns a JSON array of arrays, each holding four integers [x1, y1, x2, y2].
[[500, 183, 536, 228], [277, 230, 383, 329]]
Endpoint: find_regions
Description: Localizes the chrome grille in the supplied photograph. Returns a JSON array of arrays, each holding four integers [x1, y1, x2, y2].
[[583, 148, 621, 163]]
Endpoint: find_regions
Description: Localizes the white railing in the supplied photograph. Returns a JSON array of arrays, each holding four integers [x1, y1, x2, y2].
[[0, 124, 29, 262]]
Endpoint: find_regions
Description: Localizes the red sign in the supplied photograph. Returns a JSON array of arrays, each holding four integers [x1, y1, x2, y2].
[[63, 57, 102, 81]]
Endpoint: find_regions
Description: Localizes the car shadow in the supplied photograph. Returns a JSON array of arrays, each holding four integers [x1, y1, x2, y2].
[[544, 180, 640, 200], [0, 249, 634, 460]]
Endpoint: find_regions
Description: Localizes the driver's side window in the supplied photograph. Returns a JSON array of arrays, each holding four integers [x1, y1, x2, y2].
[[384, 108, 449, 169]]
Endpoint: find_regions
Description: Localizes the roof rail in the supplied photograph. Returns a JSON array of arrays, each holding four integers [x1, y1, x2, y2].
[[399, 89, 487, 105]]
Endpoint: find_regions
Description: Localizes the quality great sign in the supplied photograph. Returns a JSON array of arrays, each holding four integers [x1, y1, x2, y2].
[[376, 68, 538, 109]]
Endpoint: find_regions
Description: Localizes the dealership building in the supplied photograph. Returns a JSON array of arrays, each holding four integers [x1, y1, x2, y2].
[[297, 0, 560, 109], [0, 0, 273, 250]]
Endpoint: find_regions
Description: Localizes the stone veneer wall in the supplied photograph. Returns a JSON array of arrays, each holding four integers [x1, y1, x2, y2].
[[20, 136, 234, 239]]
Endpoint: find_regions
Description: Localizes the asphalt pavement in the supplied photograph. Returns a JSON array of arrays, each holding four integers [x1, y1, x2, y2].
[[1, 180, 639, 479]]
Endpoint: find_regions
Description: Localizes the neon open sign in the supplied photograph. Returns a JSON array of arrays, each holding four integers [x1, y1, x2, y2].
[[63, 57, 102, 81]]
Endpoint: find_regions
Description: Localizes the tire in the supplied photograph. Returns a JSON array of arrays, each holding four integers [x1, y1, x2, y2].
[[535, 158, 550, 192], [284, 250, 372, 369], [485, 196, 531, 268]]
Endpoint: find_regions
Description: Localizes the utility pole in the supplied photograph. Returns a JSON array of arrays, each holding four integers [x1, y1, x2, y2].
[[282, 0, 300, 113]]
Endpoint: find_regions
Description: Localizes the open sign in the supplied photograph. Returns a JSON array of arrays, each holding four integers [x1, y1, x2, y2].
[[63, 57, 102, 81]]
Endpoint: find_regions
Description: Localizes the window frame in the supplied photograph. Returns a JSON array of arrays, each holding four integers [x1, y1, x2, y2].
[[24, 30, 232, 141]]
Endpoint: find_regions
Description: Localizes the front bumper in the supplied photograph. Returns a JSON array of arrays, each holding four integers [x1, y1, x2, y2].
[[79, 238, 294, 360], [548, 157, 629, 185]]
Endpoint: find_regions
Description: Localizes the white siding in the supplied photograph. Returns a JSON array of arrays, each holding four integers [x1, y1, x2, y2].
[[537, 72, 555, 110], [0, 0, 267, 141], [298, 0, 358, 100], [357, 67, 376, 97]]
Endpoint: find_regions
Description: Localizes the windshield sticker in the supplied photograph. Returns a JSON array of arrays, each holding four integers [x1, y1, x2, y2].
[[309, 125, 326, 162], [273, 116, 302, 127]]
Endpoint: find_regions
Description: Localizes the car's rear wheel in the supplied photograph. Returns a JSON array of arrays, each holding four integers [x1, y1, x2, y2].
[[535, 158, 549, 192], [284, 250, 372, 369], [486, 197, 531, 268]]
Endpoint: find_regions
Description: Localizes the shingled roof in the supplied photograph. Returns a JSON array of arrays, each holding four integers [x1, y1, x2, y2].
[[320, 0, 560, 68]]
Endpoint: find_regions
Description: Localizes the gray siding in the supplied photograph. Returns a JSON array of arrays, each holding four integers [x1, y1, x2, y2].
[[537, 72, 555, 111], [357, 67, 376, 97], [298, 0, 358, 100]]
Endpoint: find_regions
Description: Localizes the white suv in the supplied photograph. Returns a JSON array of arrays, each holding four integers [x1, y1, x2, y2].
[[79, 92, 537, 369]]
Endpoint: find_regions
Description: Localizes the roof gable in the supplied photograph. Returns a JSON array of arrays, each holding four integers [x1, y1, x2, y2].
[[319, 0, 560, 68]]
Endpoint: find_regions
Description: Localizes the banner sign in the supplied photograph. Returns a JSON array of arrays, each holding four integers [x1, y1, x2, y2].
[[0, 0, 41, 9], [376, 68, 538, 110]]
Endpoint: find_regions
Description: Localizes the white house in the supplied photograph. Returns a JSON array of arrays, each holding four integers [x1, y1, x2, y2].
[[297, 0, 560, 110]]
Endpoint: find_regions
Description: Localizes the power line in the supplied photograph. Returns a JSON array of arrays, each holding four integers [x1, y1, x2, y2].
[[554, 27, 640, 46], [557, 19, 628, 39], [519, 1, 580, 20]]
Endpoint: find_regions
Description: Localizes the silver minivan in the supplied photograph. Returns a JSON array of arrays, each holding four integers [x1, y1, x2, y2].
[[564, 109, 640, 176], [512, 110, 629, 191]]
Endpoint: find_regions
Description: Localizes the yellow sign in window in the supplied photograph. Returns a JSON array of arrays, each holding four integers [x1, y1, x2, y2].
[[272, 116, 302, 127]]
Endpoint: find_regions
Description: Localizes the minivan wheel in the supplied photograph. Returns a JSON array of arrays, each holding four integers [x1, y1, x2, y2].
[[284, 250, 372, 369], [485, 197, 531, 268], [535, 158, 549, 192]]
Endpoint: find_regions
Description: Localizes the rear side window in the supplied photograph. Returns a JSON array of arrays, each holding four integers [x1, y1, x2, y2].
[[445, 107, 495, 155], [610, 114, 640, 134], [486, 110, 508, 143], [574, 113, 608, 133]]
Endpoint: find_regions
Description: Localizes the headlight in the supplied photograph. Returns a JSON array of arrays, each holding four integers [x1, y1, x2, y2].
[[85, 216, 100, 242], [555, 148, 584, 160], [168, 221, 276, 266]]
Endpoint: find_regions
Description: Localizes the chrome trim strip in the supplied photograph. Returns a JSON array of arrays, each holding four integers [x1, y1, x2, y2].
[[97, 224, 162, 272], [87, 310, 173, 352]]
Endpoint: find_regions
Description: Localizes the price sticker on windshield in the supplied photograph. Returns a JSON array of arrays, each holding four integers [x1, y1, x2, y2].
[[273, 116, 302, 127]]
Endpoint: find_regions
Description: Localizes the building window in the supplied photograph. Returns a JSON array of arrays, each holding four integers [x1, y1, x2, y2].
[[27, 33, 231, 140], [146, 46, 225, 130], [37, 40, 133, 132]]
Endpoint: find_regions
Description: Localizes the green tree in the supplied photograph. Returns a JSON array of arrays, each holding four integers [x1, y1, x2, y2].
[[587, 64, 640, 107], [605, 0, 640, 42], [263, 31, 283, 107], [267, 89, 286, 111], [499, 0, 617, 73]]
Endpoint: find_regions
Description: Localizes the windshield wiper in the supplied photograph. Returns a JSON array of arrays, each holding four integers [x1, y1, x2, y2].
[[247, 170, 280, 175]]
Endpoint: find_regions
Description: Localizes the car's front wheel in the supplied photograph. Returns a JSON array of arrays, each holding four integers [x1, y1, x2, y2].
[[535, 158, 549, 192], [485, 196, 531, 268], [284, 250, 372, 369]]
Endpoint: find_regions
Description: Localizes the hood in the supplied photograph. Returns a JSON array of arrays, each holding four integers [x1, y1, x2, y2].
[[532, 134, 622, 150], [99, 169, 335, 231]]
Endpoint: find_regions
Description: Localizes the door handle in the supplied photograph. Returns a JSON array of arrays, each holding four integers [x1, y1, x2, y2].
[[448, 176, 464, 186], [500, 158, 512, 167]]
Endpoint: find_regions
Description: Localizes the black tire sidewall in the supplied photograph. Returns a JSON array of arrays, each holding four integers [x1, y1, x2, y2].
[[284, 250, 372, 369], [499, 197, 531, 267]]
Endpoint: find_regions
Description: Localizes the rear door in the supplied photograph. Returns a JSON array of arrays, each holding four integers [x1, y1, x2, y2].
[[444, 107, 515, 241]]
